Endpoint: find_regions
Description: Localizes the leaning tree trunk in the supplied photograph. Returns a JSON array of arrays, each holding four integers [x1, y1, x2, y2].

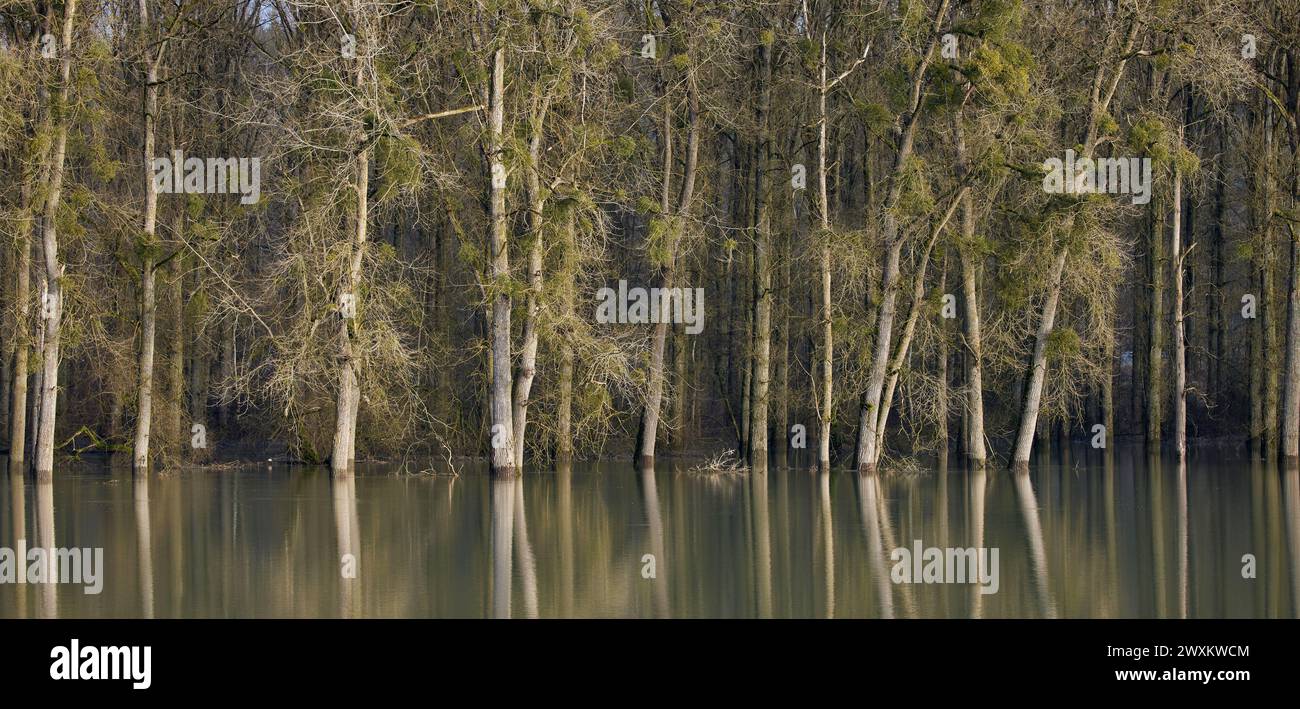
[[511, 97, 550, 470], [1010, 249, 1069, 470], [874, 192, 964, 457], [637, 77, 699, 468], [34, 0, 79, 479], [853, 0, 949, 473], [1011, 15, 1139, 470]]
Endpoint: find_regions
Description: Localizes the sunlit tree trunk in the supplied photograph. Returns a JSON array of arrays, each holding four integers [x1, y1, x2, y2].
[[1172, 119, 1187, 461], [954, 111, 985, 466], [134, 0, 163, 473], [1011, 14, 1138, 470], [485, 46, 515, 477], [875, 193, 963, 456], [816, 38, 833, 471], [332, 25, 370, 475], [34, 0, 80, 479], [1011, 249, 1068, 470], [511, 96, 550, 469], [637, 77, 698, 467], [854, 0, 949, 473]]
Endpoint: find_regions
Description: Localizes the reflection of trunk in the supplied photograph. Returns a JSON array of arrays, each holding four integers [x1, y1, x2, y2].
[[332, 473, 361, 618], [817, 471, 834, 618], [855, 474, 893, 618], [35, 477, 57, 618], [638, 465, 669, 618], [512, 477, 538, 618], [1175, 460, 1188, 618], [749, 470, 772, 617], [1012, 471, 1055, 618], [8, 470, 26, 618], [1149, 451, 1168, 616], [968, 468, 986, 618], [557, 462, 573, 618], [490, 478, 514, 618], [34, 1, 80, 479], [134, 475, 154, 618], [1282, 468, 1300, 617], [485, 47, 515, 477]]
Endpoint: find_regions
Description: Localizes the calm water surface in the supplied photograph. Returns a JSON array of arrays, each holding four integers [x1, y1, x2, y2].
[[2, 446, 1298, 618]]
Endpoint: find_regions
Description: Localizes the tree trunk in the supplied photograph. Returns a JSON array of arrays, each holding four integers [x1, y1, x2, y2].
[[167, 226, 185, 458], [134, 6, 161, 473], [772, 239, 789, 464], [511, 98, 550, 470], [1011, 249, 1068, 470], [1281, 52, 1300, 465], [1011, 16, 1139, 469], [748, 38, 774, 472], [637, 76, 699, 468], [555, 214, 576, 465], [1172, 120, 1187, 462], [853, 0, 949, 473], [331, 33, 371, 475], [34, 0, 80, 479], [485, 46, 515, 477], [8, 186, 33, 473], [955, 112, 986, 466], [816, 38, 833, 471], [875, 193, 963, 457]]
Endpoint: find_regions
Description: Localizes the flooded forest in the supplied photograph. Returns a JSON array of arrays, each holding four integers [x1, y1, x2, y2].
[[1, 1, 1300, 618]]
